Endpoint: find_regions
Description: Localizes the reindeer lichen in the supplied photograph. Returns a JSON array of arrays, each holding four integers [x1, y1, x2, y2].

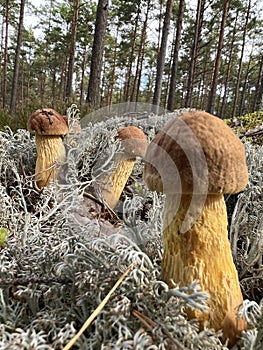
[[0, 108, 262, 349]]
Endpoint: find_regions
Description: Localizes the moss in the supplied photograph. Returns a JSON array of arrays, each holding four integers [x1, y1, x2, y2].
[[225, 111, 263, 145], [0, 228, 8, 248]]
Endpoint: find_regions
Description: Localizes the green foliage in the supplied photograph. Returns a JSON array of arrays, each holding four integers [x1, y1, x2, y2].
[[225, 111, 263, 145], [1, 0, 263, 115], [0, 100, 74, 131], [0, 108, 31, 131], [0, 107, 34, 131], [225, 111, 263, 129], [0, 228, 8, 248], [236, 111, 263, 129]]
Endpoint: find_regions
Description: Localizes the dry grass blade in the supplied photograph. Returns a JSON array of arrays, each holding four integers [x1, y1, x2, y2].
[[28, 163, 57, 179], [132, 309, 188, 350], [62, 264, 134, 350]]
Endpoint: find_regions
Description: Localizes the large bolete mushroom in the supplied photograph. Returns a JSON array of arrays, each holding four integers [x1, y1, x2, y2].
[[27, 108, 68, 188], [97, 125, 147, 209], [143, 110, 248, 346]]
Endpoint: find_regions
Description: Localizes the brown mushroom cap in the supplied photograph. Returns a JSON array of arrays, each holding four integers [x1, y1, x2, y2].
[[117, 126, 148, 158], [143, 110, 248, 195], [27, 108, 68, 136]]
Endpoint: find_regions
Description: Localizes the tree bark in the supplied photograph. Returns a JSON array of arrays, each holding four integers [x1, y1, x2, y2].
[[219, 10, 239, 119], [123, 5, 140, 103], [65, 0, 80, 101], [231, 0, 251, 117], [167, 0, 185, 112], [238, 47, 253, 116], [184, 0, 205, 108], [108, 25, 118, 109], [130, 0, 151, 106], [2, 0, 9, 109], [152, 0, 174, 114], [41, 0, 54, 103], [256, 67, 263, 111], [10, 0, 25, 114], [254, 54, 263, 111], [207, 0, 229, 114], [86, 0, 109, 110], [79, 44, 88, 106]]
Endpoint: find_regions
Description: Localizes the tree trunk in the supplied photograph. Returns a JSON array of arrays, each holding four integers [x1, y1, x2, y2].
[[65, 0, 80, 101], [152, 0, 174, 114], [254, 54, 263, 111], [79, 44, 88, 107], [123, 5, 140, 103], [86, 0, 109, 110], [238, 47, 253, 116], [219, 10, 239, 119], [130, 0, 151, 106], [184, 0, 205, 108], [2, 0, 9, 109], [59, 56, 67, 101], [52, 69, 56, 104], [40, 0, 54, 103], [108, 25, 118, 109], [10, 0, 25, 114], [231, 0, 251, 117], [207, 0, 229, 114], [167, 0, 185, 112]]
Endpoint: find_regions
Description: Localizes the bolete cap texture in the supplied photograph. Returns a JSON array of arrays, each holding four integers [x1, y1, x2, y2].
[[117, 126, 148, 158], [143, 110, 248, 195], [27, 109, 68, 136]]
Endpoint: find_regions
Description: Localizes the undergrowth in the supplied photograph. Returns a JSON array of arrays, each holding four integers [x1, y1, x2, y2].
[[0, 108, 262, 349]]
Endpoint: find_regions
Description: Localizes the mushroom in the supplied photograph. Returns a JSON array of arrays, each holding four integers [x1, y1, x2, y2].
[[27, 108, 68, 189], [143, 110, 248, 346], [97, 125, 148, 209]]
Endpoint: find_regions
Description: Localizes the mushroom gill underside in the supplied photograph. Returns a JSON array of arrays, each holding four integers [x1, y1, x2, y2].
[[162, 193, 246, 345]]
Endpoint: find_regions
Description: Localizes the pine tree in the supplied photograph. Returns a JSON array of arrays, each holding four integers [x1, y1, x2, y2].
[[86, 0, 109, 110]]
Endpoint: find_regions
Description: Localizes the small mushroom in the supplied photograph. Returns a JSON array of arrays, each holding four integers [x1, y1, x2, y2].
[[143, 110, 248, 346], [27, 108, 68, 188], [97, 126, 147, 209]]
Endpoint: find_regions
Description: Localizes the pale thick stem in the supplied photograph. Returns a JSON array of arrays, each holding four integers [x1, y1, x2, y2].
[[162, 193, 246, 346], [99, 158, 135, 209], [35, 135, 66, 188]]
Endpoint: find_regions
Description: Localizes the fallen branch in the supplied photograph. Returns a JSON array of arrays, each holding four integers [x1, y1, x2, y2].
[[239, 129, 263, 139], [83, 190, 121, 220], [132, 309, 188, 350]]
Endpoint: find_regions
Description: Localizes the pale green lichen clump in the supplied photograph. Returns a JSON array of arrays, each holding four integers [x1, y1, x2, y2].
[[225, 111, 263, 145]]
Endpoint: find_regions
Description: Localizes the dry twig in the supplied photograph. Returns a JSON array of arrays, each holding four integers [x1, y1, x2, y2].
[[62, 264, 134, 350]]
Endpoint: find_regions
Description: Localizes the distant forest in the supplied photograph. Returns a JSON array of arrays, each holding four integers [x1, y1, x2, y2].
[[0, 0, 263, 126]]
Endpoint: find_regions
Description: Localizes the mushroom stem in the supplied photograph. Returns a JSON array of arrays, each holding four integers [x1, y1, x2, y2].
[[162, 193, 246, 346], [96, 125, 147, 210], [99, 156, 136, 209], [35, 134, 66, 188]]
